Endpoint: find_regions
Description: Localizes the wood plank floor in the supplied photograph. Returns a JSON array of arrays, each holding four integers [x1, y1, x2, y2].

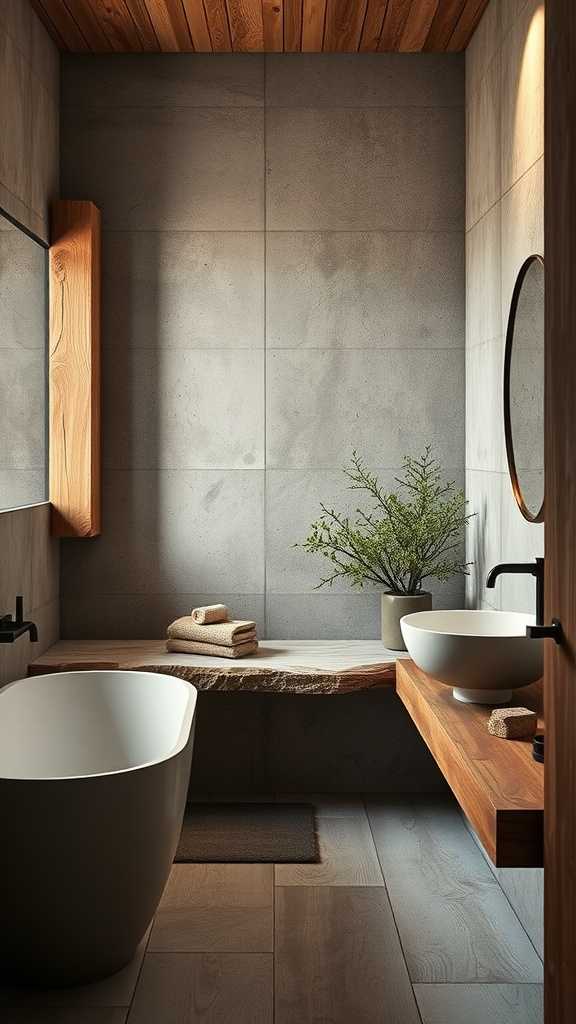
[[0, 796, 544, 1024]]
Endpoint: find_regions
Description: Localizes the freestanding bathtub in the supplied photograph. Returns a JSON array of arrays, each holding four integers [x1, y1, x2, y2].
[[0, 669, 197, 985]]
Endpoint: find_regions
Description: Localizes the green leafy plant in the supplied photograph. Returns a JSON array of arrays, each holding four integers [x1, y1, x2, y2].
[[297, 447, 474, 595]]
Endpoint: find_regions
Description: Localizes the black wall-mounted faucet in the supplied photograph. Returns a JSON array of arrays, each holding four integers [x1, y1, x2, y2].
[[0, 596, 38, 644], [486, 557, 545, 624], [486, 558, 562, 643]]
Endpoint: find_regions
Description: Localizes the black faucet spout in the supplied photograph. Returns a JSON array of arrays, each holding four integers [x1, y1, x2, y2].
[[485, 558, 544, 625]]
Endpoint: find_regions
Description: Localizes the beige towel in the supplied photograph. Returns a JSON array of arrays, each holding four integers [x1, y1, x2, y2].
[[167, 615, 257, 647], [167, 638, 258, 659], [191, 604, 229, 625]]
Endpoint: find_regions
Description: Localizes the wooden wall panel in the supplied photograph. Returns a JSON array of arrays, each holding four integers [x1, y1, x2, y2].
[[49, 201, 101, 538]]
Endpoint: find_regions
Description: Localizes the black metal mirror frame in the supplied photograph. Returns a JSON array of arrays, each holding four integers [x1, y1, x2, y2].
[[503, 253, 545, 524]]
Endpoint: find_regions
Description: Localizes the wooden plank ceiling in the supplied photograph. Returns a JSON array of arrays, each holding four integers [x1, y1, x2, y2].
[[31, 1, 489, 53]]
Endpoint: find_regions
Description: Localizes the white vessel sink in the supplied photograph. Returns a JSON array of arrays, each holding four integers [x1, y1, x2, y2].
[[400, 609, 543, 704]]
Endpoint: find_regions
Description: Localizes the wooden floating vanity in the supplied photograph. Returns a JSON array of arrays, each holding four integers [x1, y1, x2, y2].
[[397, 659, 544, 869], [28, 641, 543, 867]]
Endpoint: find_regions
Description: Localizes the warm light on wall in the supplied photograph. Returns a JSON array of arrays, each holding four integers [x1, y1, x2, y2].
[[512, 4, 545, 182]]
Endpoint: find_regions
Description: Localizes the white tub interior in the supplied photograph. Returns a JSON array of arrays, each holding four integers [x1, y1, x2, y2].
[[0, 670, 196, 781]]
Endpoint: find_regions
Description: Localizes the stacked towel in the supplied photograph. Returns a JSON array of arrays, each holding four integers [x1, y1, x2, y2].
[[166, 609, 258, 658]]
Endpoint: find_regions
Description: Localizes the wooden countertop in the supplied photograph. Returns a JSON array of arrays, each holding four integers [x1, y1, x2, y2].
[[396, 659, 544, 868], [28, 639, 400, 695]]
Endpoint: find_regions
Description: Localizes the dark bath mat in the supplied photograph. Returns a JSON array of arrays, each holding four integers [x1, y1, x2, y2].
[[175, 802, 320, 863]]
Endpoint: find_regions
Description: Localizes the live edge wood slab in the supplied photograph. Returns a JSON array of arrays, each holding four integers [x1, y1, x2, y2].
[[396, 660, 544, 868], [28, 640, 399, 695]]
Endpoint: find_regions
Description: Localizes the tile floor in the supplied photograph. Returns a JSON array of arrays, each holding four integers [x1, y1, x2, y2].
[[0, 795, 544, 1023]]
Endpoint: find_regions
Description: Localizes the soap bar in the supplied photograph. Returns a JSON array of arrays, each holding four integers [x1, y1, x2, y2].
[[487, 706, 538, 739]]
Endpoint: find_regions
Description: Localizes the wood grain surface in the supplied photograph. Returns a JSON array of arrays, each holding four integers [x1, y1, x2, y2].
[[31, 0, 489, 51], [396, 660, 544, 867], [49, 200, 101, 538]]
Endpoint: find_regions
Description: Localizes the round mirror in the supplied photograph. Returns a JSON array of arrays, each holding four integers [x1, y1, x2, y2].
[[504, 254, 545, 523]]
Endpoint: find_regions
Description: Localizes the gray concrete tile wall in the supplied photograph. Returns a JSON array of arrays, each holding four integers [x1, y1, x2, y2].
[[0, 4, 59, 687], [465, 0, 545, 948], [61, 52, 465, 640]]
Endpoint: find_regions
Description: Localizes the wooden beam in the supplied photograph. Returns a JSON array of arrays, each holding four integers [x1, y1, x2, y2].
[[302, 0, 326, 51], [49, 201, 101, 538]]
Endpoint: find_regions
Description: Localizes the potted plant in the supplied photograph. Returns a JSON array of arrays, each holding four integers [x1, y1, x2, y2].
[[297, 447, 473, 650]]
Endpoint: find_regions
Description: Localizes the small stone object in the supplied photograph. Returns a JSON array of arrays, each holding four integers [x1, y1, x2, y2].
[[487, 707, 538, 739]]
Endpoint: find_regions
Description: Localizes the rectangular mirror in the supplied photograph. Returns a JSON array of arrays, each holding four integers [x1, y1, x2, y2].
[[0, 208, 48, 511]]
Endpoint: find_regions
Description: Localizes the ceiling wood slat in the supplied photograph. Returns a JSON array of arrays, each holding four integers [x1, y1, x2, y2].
[[143, 0, 193, 50], [63, 0, 113, 50], [283, 0, 303, 52], [446, 0, 489, 51], [324, 0, 368, 52], [32, 0, 91, 50], [301, 0, 326, 51], [226, 0, 265, 51], [378, 0, 411, 51], [182, 0, 213, 50], [30, 0, 68, 48], [123, 0, 162, 48], [86, 0, 146, 51], [359, 0, 388, 53], [398, 0, 438, 52], [263, 0, 283, 51], [30, 0, 488, 53], [423, 0, 466, 51], [204, 0, 233, 50]]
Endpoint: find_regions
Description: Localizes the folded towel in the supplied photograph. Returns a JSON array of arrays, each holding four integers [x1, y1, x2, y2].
[[166, 638, 258, 659], [191, 604, 229, 625], [167, 616, 257, 647]]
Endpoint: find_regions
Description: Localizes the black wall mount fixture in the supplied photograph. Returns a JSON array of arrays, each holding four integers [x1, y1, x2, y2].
[[0, 596, 38, 644]]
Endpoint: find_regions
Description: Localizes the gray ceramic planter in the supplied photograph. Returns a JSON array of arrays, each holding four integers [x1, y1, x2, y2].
[[381, 591, 432, 651]]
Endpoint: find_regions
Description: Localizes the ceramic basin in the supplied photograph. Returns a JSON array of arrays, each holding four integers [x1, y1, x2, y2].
[[400, 609, 543, 704]]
